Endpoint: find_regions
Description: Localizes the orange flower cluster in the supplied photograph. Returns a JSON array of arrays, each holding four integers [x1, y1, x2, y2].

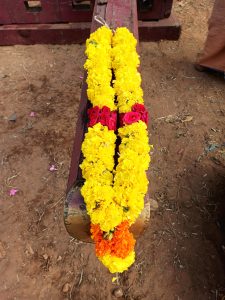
[[91, 221, 135, 259]]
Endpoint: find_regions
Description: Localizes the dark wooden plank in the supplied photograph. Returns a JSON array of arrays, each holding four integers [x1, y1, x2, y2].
[[138, 0, 173, 21], [0, 18, 181, 46], [64, 0, 108, 242], [0, 23, 91, 45], [59, 0, 94, 23], [0, 0, 60, 24], [139, 14, 181, 42], [66, 1, 106, 194], [0, 0, 94, 25]]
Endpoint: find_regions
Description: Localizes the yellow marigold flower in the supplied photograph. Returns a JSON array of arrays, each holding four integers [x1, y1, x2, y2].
[[113, 122, 151, 223], [99, 251, 135, 273], [112, 48, 140, 69], [111, 27, 145, 113], [82, 183, 114, 210], [112, 27, 137, 48], [85, 26, 115, 110], [86, 26, 112, 46], [90, 200, 123, 232]]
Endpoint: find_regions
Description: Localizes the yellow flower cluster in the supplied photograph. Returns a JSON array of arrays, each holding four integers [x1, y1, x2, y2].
[[100, 251, 135, 273], [80, 123, 123, 232], [112, 28, 144, 113], [114, 122, 151, 223], [85, 26, 115, 110], [112, 28, 151, 225]]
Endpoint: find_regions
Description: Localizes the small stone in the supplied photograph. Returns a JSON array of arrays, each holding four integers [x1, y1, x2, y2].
[[48, 266, 53, 272], [179, 264, 185, 269], [184, 201, 192, 208], [182, 115, 193, 122], [8, 113, 17, 122], [113, 288, 123, 298], [62, 283, 71, 293], [165, 115, 177, 123], [150, 198, 159, 211], [26, 244, 34, 255], [0, 73, 7, 79], [57, 255, 62, 261], [43, 253, 49, 260], [0, 242, 6, 259]]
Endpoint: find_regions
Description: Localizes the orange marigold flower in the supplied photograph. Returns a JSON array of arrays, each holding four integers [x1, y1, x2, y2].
[[91, 221, 135, 259]]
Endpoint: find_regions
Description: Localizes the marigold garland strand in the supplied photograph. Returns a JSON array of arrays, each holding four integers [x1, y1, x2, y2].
[[80, 26, 151, 274]]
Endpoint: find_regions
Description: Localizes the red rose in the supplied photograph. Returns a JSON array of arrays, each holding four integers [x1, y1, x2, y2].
[[88, 106, 100, 118], [99, 106, 110, 126], [99, 116, 107, 126], [108, 117, 116, 130], [123, 112, 141, 125], [110, 111, 117, 130], [119, 113, 125, 127], [87, 106, 100, 127], [132, 103, 146, 113], [141, 111, 148, 125], [111, 111, 117, 120], [88, 106, 118, 130], [88, 119, 97, 127], [101, 106, 111, 115], [107, 111, 117, 130]]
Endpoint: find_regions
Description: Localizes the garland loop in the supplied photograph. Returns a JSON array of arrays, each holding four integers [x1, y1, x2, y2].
[[80, 26, 151, 273]]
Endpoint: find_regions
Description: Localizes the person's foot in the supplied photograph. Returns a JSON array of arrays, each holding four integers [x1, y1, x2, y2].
[[194, 52, 206, 72], [194, 63, 206, 72]]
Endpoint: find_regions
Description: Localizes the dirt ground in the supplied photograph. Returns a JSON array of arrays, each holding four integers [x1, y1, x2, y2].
[[0, 0, 225, 299]]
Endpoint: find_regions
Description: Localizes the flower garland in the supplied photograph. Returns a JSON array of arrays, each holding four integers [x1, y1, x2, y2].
[[84, 26, 115, 110], [80, 26, 151, 274], [81, 26, 123, 233]]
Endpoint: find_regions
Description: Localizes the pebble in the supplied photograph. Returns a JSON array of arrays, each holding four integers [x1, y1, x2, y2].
[[8, 113, 17, 122], [150, 198, 159, 211], [113, 287, 123, 298], [43, 253, 49, 260], [62, 283, 71, 293], [0, 73, 7, 79], [0, 242, 6, 259], [26, 244, 34, 255]]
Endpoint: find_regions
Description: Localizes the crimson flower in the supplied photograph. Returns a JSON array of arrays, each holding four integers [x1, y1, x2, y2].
[[123, 111, 141, 125]]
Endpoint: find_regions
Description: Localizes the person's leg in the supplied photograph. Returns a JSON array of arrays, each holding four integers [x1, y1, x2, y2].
[[196, 0, 225, 73]]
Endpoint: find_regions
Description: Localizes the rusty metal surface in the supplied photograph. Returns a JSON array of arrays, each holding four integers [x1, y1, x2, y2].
[[64, 0, 150, 242]]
